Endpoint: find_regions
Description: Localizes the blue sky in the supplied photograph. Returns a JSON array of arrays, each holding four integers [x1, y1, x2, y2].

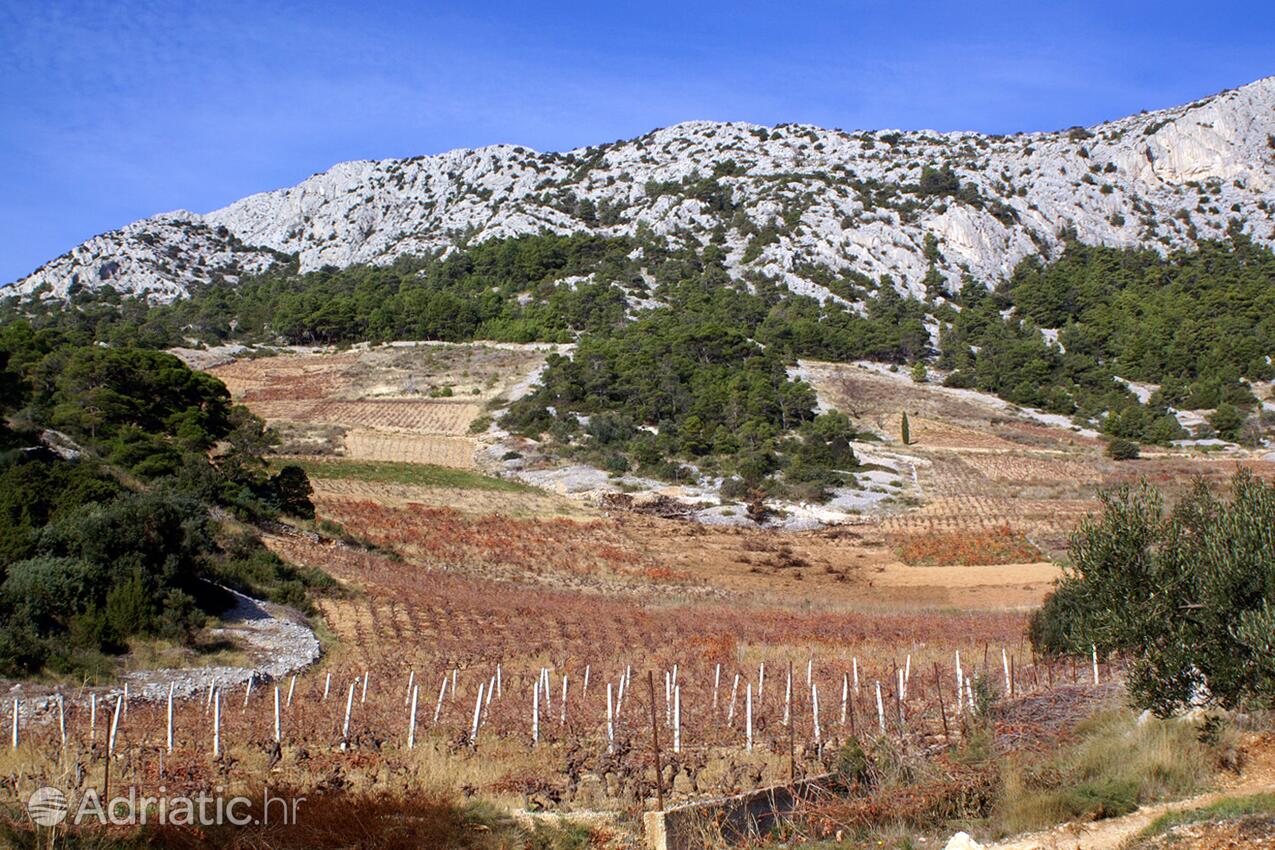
[[2, 1, 1272, 284]]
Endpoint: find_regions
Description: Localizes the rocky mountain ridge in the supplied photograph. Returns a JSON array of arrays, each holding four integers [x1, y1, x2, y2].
[[10, 76, 1275, 304]]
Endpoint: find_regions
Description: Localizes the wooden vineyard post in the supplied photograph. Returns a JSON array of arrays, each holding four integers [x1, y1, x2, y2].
[[647, 671, 665, 813], [933, 663, 950, 742]]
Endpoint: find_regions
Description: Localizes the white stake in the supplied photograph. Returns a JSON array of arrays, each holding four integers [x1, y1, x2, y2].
[[673, 684, 681, 753], [274, 685, 282, 743], [955, 651, 964, 717], [852, 657, 859, 695], [342, 680, 356, 748], [1002, 648, 1011, 695], [783, 668, 792, 726], [407, 684, 419, 750], [361, 671, 370, 704], [605, 683, 614, 753], [57, 694, 66, 747], [487, 675, 496, 707], [897, 668, 906, 724], [287, 675, 297, 707], [664, 670, 672, 725], [108, 693, 122, 754], [966, 676, 976, 713], [581, 664, 589, 698], [532, 681, 540, 745], [11, 698, 18, 750], [433, 675, 447, 724], [806, 658, 813, 686], [90, 693, 97, 741], [205, 680, 214, 711], [840, 673, 848, 725], [452, 667, 458, 695], [470, 682, 485, 743], [745, 682, 753, 752], [904, 654, 911, 696], [713, 663, 721, 710], [244, 677, 253, 709], [560, 674, 569, 726], [212, 689, 220, 757], [496, 664, 503, 699], [759, 662, 765, 700], [405, 670, 416, 706], [1092, 645, 1100, 685], [727, 673, 740, 724], [323, 672, 332, 702], [615, 670, 626, 715], [875, 681, 885, 733], [122, 684, 129, 718], [166, 683, 174, 753], [812, 683, 821, 745]]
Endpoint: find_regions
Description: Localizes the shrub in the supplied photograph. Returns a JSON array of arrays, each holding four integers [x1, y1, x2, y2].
[[1031, 471, 1275, 714], [1106, 438, 1140, 460]]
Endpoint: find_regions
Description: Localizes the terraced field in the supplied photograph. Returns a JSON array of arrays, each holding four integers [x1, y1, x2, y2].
[[209, 342, 552, 468]]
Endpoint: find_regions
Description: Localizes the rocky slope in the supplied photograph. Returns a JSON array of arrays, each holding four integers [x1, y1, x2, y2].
[[9, 77, 1275, 304]]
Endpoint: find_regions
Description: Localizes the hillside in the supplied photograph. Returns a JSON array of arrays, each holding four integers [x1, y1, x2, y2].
[[8, 77, 1275, 304]]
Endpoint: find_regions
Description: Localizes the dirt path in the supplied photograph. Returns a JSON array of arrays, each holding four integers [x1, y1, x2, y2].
[[988, 734, 1275, 850], [9, 588, 320, 721]]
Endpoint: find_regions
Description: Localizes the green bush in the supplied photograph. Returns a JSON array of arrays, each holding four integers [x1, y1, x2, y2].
[[1031, 470, 1275, 714], [1106, 438, 1140, 460]]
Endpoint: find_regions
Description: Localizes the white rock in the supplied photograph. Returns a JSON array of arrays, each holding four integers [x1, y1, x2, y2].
[[943, 832, 984, 850], [7, 77, 1274, 306]]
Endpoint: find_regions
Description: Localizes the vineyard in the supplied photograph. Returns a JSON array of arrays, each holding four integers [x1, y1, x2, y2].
[[208, 343, 550, 469], [6, 520, 1120, 824], [10, 346, 1260, 845]]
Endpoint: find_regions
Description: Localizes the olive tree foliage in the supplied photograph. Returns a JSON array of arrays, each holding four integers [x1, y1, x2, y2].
[[1031, 470, 1275, 715]]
